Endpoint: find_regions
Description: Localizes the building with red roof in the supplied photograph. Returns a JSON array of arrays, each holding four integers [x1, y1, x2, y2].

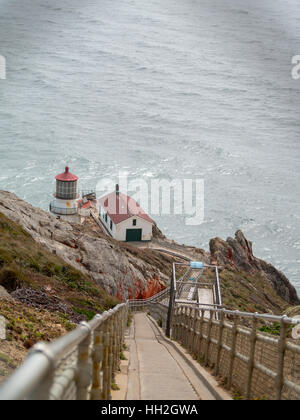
[[99, 185, 154, 241]]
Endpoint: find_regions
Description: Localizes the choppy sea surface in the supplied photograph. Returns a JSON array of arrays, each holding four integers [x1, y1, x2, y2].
[[0, 0, 299, 294]]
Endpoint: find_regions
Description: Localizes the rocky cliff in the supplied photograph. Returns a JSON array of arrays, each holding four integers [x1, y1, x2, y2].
[[0, 190, 299, 315], [0, 191, 170, 301], [1, 190, 299, 383], [210, 231, 300, 312]]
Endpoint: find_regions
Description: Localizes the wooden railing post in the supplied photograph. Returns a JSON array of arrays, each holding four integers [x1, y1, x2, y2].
[[191, 308, 198, 356], [197, 309, 204, 361], [27, 343, 55, 400], [177, 306, 182, 342], [76, 322, 93, 400], [205, 310, 213, 366], [173, 307, 178, 340], [102, 319, 111, 400], [184, 307, 188, 348], [91, 318, 104, 400], [187, 307, 192, 350], [245, 314, 258, 400], [166, 273, 175, 338], [275, 316, 288, 400], [227, 312, 238, 390], [214, 309, 225, 377], [107, 311, 115, 399]]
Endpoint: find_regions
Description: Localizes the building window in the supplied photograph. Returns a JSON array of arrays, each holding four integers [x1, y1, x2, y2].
[[105, 213, 108, 223], [133, 219, 137, 226], [110, 220, 113, 230]]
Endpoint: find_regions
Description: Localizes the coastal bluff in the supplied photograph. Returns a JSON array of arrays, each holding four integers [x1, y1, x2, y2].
[[0, 190, 299, 314]]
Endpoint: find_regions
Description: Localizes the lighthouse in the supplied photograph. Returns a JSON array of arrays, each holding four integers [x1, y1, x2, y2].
[[50, 166, 79, 221]]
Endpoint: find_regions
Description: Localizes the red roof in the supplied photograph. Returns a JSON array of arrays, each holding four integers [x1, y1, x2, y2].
[[78, 199, 92, 209], [99, 191, 154, 225], [55, 166, 78, 182]]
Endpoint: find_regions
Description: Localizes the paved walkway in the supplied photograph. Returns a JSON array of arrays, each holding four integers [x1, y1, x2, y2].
[[126, 313, 222, 400]]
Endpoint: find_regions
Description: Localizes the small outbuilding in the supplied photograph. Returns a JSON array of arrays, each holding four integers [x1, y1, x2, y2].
[[99, 185, 154, 242]]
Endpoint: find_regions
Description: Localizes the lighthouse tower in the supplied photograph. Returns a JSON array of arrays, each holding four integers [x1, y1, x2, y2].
[[50, 166, 79, 221]]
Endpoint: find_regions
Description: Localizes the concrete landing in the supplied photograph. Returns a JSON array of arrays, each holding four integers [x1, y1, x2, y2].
[[126, 313, 224, 400], [198, 289, 214, 318]]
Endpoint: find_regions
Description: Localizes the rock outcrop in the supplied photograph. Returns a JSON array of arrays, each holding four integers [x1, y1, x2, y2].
[[0, 285, 13, 301], [10, 288, 84, 323], [0, 190, 299, 313], [210, 230, 300, 306], [284, 306, 300, 318], [0, 191, 168, 300]]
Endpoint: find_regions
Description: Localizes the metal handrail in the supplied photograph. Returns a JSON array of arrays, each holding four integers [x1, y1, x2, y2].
[[0, 303, 128, 400], [129, 286, 170, 307], [172, 305, 300, 400], [215, 267, 222, 307], [2, 284, 299, 401]]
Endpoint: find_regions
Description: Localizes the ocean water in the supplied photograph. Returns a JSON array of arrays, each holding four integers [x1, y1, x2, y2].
[[0, 0, 299, 294]]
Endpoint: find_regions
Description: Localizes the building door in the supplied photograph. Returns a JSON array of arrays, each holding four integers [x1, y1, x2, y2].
[[126, 228, 142, 242]]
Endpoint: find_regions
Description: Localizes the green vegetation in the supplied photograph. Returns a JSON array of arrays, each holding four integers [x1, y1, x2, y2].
[[259, 323, 281, 336], [0, 211, 123, 381], [127, 313, 133, 327], [259, 322, 294, 336], [0, 298, 75, 345], [202, 267, 289, 314], [0, 212, 120, 322], [0, 352, 14, 367], [111, 381, 120, 391]]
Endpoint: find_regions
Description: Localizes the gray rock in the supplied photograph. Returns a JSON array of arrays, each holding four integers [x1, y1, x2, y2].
[[210, 230, 300, 306], [0, 285, 13, 301], [0, 191, 168, 299]]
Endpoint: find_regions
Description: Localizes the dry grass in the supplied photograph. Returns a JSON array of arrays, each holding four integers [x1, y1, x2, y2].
[[0, 211, 121, 382]]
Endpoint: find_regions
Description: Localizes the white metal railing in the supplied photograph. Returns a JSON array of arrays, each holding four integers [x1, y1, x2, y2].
[[0, 303, 128, 400], [129, 286, 170, 311], [49, 202, 77, 216]]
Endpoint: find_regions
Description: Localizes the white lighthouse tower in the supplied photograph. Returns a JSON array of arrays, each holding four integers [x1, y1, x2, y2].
[[50, 166, 79, 222]]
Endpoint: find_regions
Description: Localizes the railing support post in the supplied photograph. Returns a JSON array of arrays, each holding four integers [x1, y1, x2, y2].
[[227, 312, 238, 390], [275, 316, 288, 400], [102, 319, 111, 400], [76, 322, 93, 400], [198, 309, 204, 361], [91, 316, 104, 401], [191, 308, 198, 356], [205, 310, 213, 366], [107, 311, 114, 399], [245, 314, 258, 400], [27, 343, 55, 400], [214, 309, 225, 377], [166, 271, 175, 338]]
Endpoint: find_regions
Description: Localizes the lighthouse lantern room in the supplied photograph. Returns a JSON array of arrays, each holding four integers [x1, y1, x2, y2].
[[50, 166, 79, 221]]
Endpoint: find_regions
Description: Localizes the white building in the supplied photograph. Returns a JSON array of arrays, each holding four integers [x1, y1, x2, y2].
[[50, 166, 80, 222], [99, 185, 154, 242]]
